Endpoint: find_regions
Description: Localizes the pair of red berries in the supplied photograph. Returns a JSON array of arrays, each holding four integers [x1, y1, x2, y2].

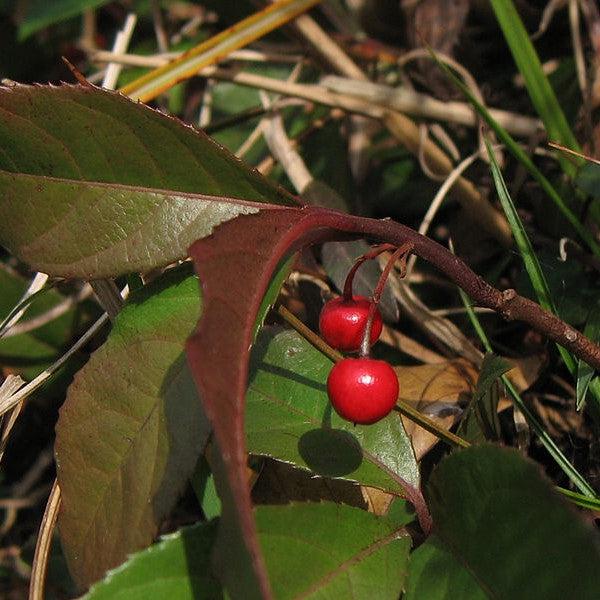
[[319, 295, 398, 425]]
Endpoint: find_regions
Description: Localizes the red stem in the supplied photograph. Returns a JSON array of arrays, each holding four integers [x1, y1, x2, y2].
[[359, 244, 413, 357], [342, 243, 397, 299]]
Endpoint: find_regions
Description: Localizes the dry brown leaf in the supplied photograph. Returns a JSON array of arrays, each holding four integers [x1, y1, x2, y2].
[[361, 486, 396, 516], [398, 359, 477, 460], [505, 354, 544, 392]]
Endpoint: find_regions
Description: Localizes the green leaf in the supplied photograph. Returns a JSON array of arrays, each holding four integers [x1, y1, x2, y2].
[[257, 502, 411, 600], [0, 84, 294, 278], [404, 535, 486, 600], [85, 501, 412, 600], [457, 353, 508, 444], [246, 327, 419, 493], [428, 445, 600, 600], [55, 267, 210, 588], [18, 0, 112, 39], [489, 0, 579, 176], [190, 456, 222, 521], [83, 520, 221, 600]]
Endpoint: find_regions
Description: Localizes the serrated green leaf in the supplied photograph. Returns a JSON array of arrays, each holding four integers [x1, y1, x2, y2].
[[257, 502, 411, 600], [0, 84, 294, 278], [83, 520, 221, 600], [428, 445, 600, 600], [246, 327, 419, 494], [55, 267, 210, 587]]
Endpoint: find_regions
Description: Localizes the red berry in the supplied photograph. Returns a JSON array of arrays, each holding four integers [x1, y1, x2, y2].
[[319, 296, 383, 352], [327, 358, 398, 425]]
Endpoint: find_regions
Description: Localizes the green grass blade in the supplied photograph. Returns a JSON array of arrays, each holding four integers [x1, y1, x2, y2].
[[457, 285, 597, 497], [484, 137, 577, 374], [556, 487, 600, 510], [430, 49, 600, 257], [489, 0, 580, 176]]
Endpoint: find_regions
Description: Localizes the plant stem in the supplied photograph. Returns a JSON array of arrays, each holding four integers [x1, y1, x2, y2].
[[342, 243, 396, 300], [298, 207, 600, 370]]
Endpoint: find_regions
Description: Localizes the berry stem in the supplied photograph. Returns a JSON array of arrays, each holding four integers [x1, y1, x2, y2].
[[359, 242, 414, 357], [342, 243, 397, 300], [277, 303, 470, 449]]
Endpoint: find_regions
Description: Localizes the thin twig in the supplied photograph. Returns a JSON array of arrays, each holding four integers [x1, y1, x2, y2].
[[28, 481, 61, 600], [92, 48, 304, 67], [406, 149, 482, 278], [102, 13, 137, 90], [4, 285, 93, 337], [0, 272, 48, 337], [0, 313, 109, 418], [151, 0, 169, 53], [90, 280, 125, 321]]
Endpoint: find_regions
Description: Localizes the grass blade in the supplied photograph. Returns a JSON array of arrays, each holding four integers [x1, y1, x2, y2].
[[457, 285, 597, 497], [489, 0, 580, 176], [484, 137, 577, 373], [430, 49, 600, 257]]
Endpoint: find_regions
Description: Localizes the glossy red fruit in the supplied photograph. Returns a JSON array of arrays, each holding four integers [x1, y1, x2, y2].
[[319, 296, 383, 352], [327, 358, 398, 425]]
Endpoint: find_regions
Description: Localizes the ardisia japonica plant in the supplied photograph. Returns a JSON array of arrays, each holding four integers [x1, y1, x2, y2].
[[0, 79, 600, 600]]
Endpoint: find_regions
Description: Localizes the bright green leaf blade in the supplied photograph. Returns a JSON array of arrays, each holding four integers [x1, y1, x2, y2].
[[489, 0, 580, 172], [428, 445, 600, 600], [83, 520, 221, 600], [404, 535, 486, 600], [55, 267, 210, 588], [0, 84, 295, 278], [257, 502, 411, 600], [485, 137, 577, 374], [18, 0, 111, 39], [246, 327, 420, 493]]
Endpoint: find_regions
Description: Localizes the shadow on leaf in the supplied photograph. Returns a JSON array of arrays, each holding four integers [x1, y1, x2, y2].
[[298, 428, 363, 477]]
